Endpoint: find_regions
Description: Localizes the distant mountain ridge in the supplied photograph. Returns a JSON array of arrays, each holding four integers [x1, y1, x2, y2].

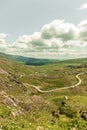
[[0, 52, 59, 66], [0, 52, 87, 66]]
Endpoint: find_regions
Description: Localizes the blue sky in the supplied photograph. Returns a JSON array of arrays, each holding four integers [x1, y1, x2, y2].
[[0, 0, 87, 59]]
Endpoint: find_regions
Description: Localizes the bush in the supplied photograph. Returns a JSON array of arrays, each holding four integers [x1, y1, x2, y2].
[[0, 106, 11, 117], [59, 105, 77, 118], [70, 118, 87, 130]]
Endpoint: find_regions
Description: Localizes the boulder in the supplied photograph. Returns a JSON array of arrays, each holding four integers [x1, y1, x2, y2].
[[81, 112, 87, 120]]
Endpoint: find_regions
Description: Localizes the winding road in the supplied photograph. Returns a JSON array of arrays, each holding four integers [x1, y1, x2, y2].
[[24, 73, 84, 93]]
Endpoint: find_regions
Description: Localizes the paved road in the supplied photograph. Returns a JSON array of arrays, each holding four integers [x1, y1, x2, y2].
[[24, 73, 84, 93]]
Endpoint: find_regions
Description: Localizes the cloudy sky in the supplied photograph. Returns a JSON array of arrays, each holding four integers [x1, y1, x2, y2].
[[0, 0, 87, 59]]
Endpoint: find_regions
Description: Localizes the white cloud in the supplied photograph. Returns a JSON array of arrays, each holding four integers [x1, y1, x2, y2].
[[1, 20, 87, 59], [0, 33, 8, 53], [0, 33, 7, 44], [41, 20, 77, 41], [79, 3, 87, 10], [78, 20, 87, 41], [78, 20, 87, 26]]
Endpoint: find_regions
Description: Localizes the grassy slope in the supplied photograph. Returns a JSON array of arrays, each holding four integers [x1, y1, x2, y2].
[[0, 55, 87, 129]]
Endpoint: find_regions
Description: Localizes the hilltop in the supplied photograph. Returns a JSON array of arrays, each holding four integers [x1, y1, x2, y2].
[[0, 54, 87, 130]]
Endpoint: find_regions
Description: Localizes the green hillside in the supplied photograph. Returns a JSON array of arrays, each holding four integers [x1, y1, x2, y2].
[[0, 54, 87, 130], [0, 52, 59, 66]]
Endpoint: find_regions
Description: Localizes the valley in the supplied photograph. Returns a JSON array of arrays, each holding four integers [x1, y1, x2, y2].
[[0, 53, 87, 130], [24, 73, 84, 93]]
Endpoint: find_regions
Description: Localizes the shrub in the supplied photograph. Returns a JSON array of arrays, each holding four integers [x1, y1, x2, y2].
[[0, 106, 11, 117]]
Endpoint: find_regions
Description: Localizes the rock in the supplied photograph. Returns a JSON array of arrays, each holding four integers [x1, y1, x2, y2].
[[64, 96, 68, 100], [11, 111, 19, 117], [36, 126, 44, 130], [61, 96, 68, 106], [72, 128, 77, 130], [81, 112, 87, 120], [4, 96, 17, 107], [0, 68, 8, 75], [0, 90, 6, 96], [51, 111, 59, 118], [61, 101, 66, 106]]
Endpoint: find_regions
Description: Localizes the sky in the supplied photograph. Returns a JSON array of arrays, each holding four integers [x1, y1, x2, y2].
[[0, 0, 87, 59]]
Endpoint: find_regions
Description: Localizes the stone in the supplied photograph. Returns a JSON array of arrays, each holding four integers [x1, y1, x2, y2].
[[64, 96, 68, 100], [36, 126, 44, 130], [72, 128, 77, 130], [81, 112, 87, 120]]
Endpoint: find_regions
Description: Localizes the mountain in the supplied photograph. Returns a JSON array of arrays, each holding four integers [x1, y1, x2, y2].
[[16, 56, 58, 66], [0, 52, 59, 66], [0, 53, 87, 129]]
